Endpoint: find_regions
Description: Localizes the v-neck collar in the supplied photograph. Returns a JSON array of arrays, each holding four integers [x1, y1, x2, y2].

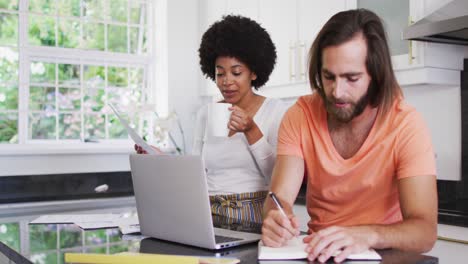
[[321, 103, 380, 163]]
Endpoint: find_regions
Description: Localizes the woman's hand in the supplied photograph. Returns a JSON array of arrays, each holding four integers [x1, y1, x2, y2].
[[134, 144, 163, 154], [228, 105, 255, 132], [228, 105, 263, 145]]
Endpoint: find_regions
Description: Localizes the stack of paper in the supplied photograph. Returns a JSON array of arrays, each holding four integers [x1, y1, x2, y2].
[[30, 214, 140, 234]]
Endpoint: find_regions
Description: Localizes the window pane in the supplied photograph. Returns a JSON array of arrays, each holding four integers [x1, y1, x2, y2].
[[29, 86, 55, 111], [129, 26, 147, 54], [85, 246, 106, 253], [107, 24, 127, 53], [58, 19, 80, 48], [30, 62, 55, 84], [85, 229, 106, 246], [30, 252, 58, 264], [84, 113, 105, 139], [58, 87, 80, 110], [83, 88, 104, 112], [0, 0, 18, 10], [130, 2, 145, 25], [109, 0, 127, 22], [108, 66, 127, 87], [0, 47, 18, 83], [84, 65, 105, 89], [59, 224, 82, 248], [29, 0, 56, 15], [108, 87, 141, 108], [108, 113, 127, 139], [83, 0, 106, 20], [0, 113, 18, 143], [29, 224, 57, 252], [0, 223, 20, 251], [0, 13, 18, 46], [107, 228, 120, 242], [59, 112, 81, 139], [29, 112, 56, 139], [129, 67, 143, 86], [58, 0, 81, 17], [29, 15, 56, 46], [58, 64, 80, 86], [0, 85, 18, 110], [82, 22, 104, 51]]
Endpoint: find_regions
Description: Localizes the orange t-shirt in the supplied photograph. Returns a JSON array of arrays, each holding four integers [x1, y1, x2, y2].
[[277, 93, 436, 232]]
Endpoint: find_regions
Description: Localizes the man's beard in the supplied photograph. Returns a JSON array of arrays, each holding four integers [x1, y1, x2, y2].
[[323, 91, 369, 123]]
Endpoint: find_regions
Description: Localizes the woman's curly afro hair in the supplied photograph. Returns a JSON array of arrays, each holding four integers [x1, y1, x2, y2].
[[198, 15, 277, 89]]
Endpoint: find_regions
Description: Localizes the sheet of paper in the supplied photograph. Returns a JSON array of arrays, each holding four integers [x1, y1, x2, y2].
[[30, 214, 139, 230], [30, 214, 120, 225], [75, 222, 119, 230], [119, 224, 140, 235], [108, 103, 157, 155], [258, 235, 381, 260]]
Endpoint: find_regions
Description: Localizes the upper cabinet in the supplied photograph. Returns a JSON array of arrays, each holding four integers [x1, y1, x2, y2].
[[198, 0, 260, 97], [198, 0, 355, 98], [357, 0, 467, 88], [198, 0, 466, 98], [257, 0, 354, 98]]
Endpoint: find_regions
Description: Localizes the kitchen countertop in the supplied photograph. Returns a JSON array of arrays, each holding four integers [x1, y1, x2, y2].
[[0, 204, 439, 264]]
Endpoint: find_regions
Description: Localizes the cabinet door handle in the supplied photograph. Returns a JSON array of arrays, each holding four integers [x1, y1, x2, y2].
[[408, 16, 416, 65], [298, 42, 306, 80], [289, 42, 296, 81]]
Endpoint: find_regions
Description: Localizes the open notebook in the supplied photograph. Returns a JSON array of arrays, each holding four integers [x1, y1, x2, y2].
[[258, 235, 382, 261]]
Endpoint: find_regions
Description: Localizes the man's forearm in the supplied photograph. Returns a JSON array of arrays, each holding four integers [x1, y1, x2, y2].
[[364, 218, 437, 253]]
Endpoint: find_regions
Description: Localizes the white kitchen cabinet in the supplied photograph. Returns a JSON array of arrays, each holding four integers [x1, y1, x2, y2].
[[199, 0, 355, 97], [198, 0, 260, 97], [297, 0, 351, 82], [226, 0, 259, 20], [257, 0, 355, 98], [358, 0, 467, 88], [258, 0, 297, 87]]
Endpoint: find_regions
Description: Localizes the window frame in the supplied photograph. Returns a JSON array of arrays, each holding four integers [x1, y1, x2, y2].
[[0, 0, 157, 155]]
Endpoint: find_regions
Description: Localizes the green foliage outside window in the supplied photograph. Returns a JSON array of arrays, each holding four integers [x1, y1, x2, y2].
[[0, 0, 18, 10], [0, 223, 20, 252], [0, 0, 149, 144]]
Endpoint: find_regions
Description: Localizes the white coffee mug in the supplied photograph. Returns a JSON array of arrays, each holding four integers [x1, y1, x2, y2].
[[208, 103, 231, 137]]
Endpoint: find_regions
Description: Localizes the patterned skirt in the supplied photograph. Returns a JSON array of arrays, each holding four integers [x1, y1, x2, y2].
[[209, 191, 268, 224]]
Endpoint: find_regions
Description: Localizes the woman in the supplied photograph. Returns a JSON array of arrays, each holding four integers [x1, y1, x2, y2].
[[136, 15, 285, 223], [194, 15, 287, 223]]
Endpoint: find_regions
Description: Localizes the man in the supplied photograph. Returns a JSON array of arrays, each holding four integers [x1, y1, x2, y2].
[[262, 9, 437, 263]]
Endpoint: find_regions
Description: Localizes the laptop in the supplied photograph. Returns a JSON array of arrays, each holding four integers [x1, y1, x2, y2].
[[129, 154, 262, 250]]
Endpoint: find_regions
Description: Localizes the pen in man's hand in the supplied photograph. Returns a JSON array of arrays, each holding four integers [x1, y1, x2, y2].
[[268, 191, 288, 219]]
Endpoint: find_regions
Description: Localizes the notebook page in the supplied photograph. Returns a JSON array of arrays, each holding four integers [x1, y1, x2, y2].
[[258, 235, 381, 260]]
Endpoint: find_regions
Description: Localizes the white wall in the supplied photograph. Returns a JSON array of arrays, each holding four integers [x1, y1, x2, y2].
[[164, 0, 204, 154]]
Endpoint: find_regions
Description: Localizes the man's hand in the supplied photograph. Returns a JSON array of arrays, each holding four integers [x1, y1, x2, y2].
[[303, 226, 377, 263], [261, 210, 301, 247]]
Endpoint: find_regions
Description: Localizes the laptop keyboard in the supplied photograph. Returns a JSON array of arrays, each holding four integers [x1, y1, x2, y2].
[[215, 235, 243, 243]]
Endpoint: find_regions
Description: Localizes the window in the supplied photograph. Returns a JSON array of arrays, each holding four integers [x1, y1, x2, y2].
[[0, 0, 154, 145]]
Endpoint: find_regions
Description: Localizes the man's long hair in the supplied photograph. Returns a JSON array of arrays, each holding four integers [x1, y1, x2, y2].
[[308, 9, 402, 118]]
